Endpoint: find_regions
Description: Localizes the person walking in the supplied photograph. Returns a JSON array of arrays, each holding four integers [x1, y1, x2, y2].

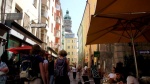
[[126, 71, 139, 84], [0, 56, 9, 84], [77, 64, 82, 84], [77, 64, 82, 79], [82, 66, 90, 84], [91, 65, 100, 84], [24, 44, 46, 84], [54, 50, 70, 84], [72, 64, 77, 79], [48, 54, 54, 84]]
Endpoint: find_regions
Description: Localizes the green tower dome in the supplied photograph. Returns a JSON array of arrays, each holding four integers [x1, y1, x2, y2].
[[64, 10, 71, 20]]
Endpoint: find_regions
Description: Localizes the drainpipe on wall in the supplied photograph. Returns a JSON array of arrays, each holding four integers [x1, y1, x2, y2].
[[1, 0, 6, 24], [37, 0, 41, 39]]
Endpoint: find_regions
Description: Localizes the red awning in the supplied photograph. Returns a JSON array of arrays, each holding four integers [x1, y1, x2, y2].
[[6, 46, 32, 54]]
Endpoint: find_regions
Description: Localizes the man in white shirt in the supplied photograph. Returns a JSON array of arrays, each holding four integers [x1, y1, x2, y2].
[[127, 75, 139, 84], [72, 65, 77, 79], [126, 72, 139, 84]]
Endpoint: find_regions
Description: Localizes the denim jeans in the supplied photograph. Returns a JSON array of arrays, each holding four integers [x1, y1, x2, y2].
[[0, 75, 7, 84], [49, 75, 54, 84]]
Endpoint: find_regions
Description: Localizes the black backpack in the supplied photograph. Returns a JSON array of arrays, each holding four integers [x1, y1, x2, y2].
[[20, 55, 39, 80], [48, 60, 54, 75], [55, 58, 67, 77]]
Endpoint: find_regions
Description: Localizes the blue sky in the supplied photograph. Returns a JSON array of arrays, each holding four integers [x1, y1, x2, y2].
[[60, 0, 87, 37]]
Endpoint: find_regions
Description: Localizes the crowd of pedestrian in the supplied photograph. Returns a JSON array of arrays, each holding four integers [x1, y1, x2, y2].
[[0, 43, 143, 84]]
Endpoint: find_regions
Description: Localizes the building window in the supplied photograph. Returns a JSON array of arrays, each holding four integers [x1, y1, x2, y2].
[[14, 6, 22, 25], [68, 52, 70, 55], [72, 40, 74, 43], [68, 46, 70, 49], [72, 52, 73, 55], [68, 58, 70, 61], [23, 13, 30, 31], [72, 58, 73, 61]]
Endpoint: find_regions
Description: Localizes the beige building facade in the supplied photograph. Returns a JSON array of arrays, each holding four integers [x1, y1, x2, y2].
[[78, 0, 126, 72], [78, 0, 97, 68], [64, 36, 78, 65], [79, 0, 127, 72]]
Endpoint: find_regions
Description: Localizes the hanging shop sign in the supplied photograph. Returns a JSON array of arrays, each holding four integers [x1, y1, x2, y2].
[[6, 13, 23, 20], [139, 50, 150, 54], [94, 51, 100, 57], [30, 23, 47, 28]]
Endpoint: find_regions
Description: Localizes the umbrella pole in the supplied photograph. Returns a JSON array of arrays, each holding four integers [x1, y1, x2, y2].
[[131, 38, 139, 78]]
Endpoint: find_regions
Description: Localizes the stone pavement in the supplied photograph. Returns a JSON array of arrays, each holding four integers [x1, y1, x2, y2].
[[69, 72, 95, 84]]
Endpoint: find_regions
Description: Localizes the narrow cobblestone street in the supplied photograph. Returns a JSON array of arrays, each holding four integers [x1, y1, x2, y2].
[[69, 71, 94, 84]]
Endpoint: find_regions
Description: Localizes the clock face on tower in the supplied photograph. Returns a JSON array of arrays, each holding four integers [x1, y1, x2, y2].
[[64, 25, 71, 28], [64, 20, 71, 25]]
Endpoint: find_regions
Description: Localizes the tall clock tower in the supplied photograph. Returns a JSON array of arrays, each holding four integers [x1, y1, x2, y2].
[[62, 10, 78, 66], [64, 10, 72, 32]]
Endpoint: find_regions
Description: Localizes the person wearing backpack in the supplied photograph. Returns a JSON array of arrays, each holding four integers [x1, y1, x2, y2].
[[54, 50, 70, 84], [22, 44, 46, 84]]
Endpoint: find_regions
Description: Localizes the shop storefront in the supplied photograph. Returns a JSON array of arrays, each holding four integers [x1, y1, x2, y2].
[[5, 20, 43, 60], [4, 21, 43, 83]]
